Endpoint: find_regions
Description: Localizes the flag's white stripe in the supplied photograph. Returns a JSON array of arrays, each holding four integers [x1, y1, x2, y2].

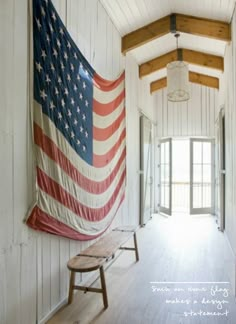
[[93, 120, 125, 156], [93, 99, 124, 129], [37, 182, 126, 236], [94, 80, 125, 104], [34, 101, 125, 181], [36, 147, 126, 208]]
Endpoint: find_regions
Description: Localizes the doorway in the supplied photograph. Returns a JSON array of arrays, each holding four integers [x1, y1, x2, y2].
[[159, 138, 214, 216]]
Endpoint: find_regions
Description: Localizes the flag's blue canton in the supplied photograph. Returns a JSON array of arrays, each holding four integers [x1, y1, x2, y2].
[[33, 0, 95, 165]]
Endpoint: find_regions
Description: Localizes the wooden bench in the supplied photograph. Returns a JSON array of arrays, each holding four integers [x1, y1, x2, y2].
[[67, 226, 139, 308]]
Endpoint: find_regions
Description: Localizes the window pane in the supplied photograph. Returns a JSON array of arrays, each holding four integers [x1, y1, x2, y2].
[[193, 165, 202, 183], [193, 142, 202, 164], [203, 142, 211, 164], [161, 143, 165, 164], [165, 165, 170, 183], [161, 187, 165, 206], [165, 142, 169, 162], [203, 165, 211, 183], [202, 184, 211, 207], [164, 185, 169, 208]]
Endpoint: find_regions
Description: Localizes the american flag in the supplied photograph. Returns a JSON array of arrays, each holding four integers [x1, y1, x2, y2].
[[26, 0, 126, 240]]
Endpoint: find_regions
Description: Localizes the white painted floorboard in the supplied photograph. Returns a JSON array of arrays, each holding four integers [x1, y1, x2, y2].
[[48, 214, 236, 324]]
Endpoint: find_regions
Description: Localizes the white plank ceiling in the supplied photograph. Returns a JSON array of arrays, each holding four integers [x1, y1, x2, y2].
[[100, 0, 236, 82], [100, 0, 235, 36]]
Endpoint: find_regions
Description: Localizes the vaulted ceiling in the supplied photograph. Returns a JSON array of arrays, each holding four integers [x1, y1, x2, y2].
[[100, 0, 235, 93]]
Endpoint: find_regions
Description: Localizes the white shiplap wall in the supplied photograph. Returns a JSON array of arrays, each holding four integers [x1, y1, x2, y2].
[[154, 84, 218, 138], [219, 6, 236, 258], [0, 0, 154, 323]]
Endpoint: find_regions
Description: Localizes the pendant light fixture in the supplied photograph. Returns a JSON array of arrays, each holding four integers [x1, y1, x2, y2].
[[167, 33, 190, 102]]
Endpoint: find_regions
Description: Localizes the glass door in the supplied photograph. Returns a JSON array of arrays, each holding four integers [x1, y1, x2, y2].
[[159, 138, 172, 215], [140, 115, 153, 226], [190, 139, 214, 214]]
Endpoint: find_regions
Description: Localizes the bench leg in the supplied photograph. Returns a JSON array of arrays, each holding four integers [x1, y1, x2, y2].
[[99, 266, 108, 308], [133, 232, 139, 262], [68, 271, 75, 304]]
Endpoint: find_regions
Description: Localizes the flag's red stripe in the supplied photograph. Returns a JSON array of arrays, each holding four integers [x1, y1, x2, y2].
[[26, 197, 125, 241], [93, 71, 125, 92], [34, 123, 126, 194], [37, 167, 126, 221], [26, 206, 98, 240], [93, 128, 126, 168], [93, 109, 125, 141], [93, 89, 125, 116]]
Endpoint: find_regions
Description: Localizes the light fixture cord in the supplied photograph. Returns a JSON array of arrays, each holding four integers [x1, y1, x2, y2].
[[174, 33, 181, 61], [175, 33, 180, 50]]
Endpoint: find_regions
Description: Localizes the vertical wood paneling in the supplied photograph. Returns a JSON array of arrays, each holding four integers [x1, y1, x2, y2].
[[163, 89, 168, 137], [13, 0, 28, 245], [36, 235, 43, 322], [0, 0, 14, 252], [106, 19, 114, 79], [125, 53, 140, 227], [87, 0, 97, 66], [50, 237, 60, 308], [0, 133, 13, 252], [5, 246, 21, 324], [42, 235, 51, 317], [59, 238, 70, 300], [20, 238, 37, 324], [112, 28, 121, 76], [95, 2, 108, 75], [0, 254, 7, 324], [182, 98, 188, 135], [66, 0, 81, 48], [154, 84, 218, 138], [156, 91, 163, 136]]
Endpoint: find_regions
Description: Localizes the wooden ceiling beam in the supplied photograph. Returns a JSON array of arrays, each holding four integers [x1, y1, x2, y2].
[[150, 72, 219, 94], [122, 14, 231, 54], [189, 71, 219, 89], [139, 49, 223, 78], [151, 78, 167, 93], [122, 15, 170, 54], [139, 50, 177, 77], [176, 14, 231, 42]]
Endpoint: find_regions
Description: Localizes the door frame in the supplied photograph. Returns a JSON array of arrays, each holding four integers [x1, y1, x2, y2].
[[216, 107, 226, 231], [140, 115, 153, 226]]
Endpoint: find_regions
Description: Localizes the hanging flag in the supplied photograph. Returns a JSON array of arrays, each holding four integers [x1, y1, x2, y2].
[[26, 0, 126, 240]]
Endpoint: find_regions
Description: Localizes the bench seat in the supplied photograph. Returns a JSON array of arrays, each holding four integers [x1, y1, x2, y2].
[[67, 226, 139, 308]]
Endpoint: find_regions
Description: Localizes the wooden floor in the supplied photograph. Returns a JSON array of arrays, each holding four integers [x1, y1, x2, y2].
[[48, 214, 236, 324]]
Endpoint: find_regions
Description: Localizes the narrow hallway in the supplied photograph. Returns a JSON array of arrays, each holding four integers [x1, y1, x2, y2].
[[48, 215, 236, 324]]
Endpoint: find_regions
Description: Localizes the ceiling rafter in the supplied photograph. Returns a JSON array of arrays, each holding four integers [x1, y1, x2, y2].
[[150, 72, 219, 94], [122, 13, 231, 54], [139, 48, 224, 78]]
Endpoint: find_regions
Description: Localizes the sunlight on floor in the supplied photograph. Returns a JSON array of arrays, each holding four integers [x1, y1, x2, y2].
[[157, 213, 215, 250]]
